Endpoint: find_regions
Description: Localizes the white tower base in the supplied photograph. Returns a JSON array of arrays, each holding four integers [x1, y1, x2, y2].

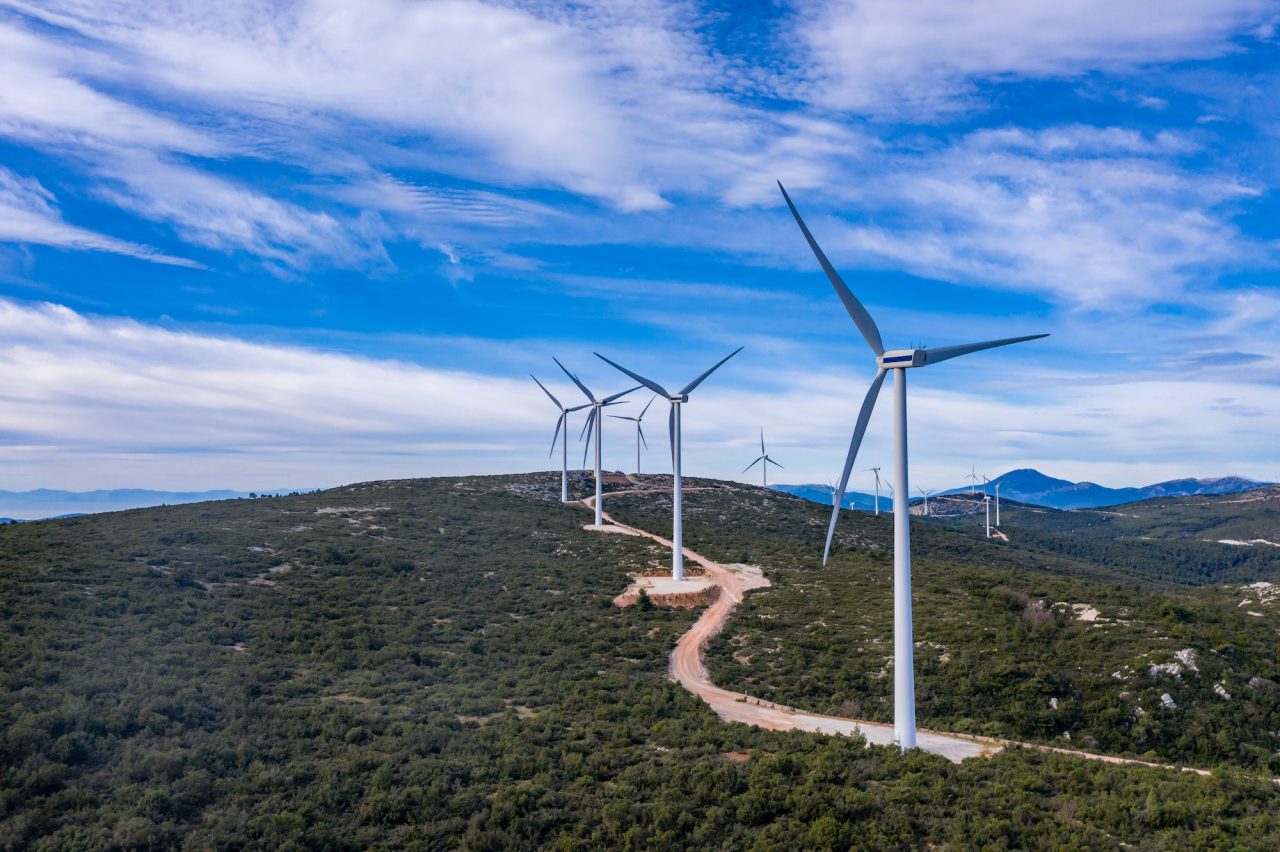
[[892, 368, 916, 750]]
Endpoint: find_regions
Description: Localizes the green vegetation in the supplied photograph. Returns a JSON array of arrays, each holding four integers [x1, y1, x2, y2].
[[607, 482, 1280, 773], [928, 489, 1280, 585], [2, 473, 1279, 848]]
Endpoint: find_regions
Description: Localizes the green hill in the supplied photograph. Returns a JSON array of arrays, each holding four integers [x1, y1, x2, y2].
[[3, 474, 1279, 848]]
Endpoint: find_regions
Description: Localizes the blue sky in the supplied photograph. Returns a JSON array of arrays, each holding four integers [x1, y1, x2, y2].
[[0, 0, 1278, 492]]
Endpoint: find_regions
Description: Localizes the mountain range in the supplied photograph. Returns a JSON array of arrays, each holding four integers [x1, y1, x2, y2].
[[0, 487, 308, 521], [774, 468, 1271, 511]]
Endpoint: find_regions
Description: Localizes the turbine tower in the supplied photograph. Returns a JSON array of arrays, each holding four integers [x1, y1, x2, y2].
[[966, 465, 981, 494], [595, 348, 742, 581], [780, 181, 1047, 750], [609, 396, 656, 475], [743, 429, 784, 487], [994, 480, 1003, 526], [868, 466, 883, 515], [554, 357, 638, 526], [984, 493, 992, 538], [531, 374, 590, 502]]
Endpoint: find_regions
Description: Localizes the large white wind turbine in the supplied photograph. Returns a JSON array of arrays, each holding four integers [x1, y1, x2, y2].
[[595, 348, 742, 581], [868, 466, 883, 515], [532, 375, 591, 502], [743, 429, 784, 487], [554, 358, 639, 526], [780, 182, 1047, 751], [609, 396, 656, 475]]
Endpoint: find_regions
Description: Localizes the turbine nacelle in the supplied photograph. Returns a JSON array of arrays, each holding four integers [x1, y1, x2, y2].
[[877, 348, 927, 369], [669, 394, 689, 403]]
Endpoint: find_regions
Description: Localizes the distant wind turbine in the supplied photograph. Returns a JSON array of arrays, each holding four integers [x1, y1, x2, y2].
[[609, 396, 656, 475], [966, 465, 981, 495], [554, 357, 639, 526], [595, 348, 742, 581], [531, 374, 590, 503], [868, 466, 883, 515], [780, 181, 1047, 751], [743, 429, 784, 487], [917, 488, 936, 516], [994, 480, 1003, 526]]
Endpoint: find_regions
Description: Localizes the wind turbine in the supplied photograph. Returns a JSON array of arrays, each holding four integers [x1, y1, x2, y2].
[[780, 181, 1047, 750], [917, 488, 936, 516], [594, 348, 742, 581], [609, 396, 656, 475], [966, 465, 981, 495], [993, 480, 1003, 526], [531, 375, 590, 502], [984, 493, 992, 538], [554, 357, 638, 526], [743, 429, 784, 487], [866, 466, 884, 515]]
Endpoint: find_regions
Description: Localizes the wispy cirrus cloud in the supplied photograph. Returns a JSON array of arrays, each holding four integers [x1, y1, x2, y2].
[[0, 167, 201, 267], [797, 0, 1279, 115], [782, 126, 1265, 308]]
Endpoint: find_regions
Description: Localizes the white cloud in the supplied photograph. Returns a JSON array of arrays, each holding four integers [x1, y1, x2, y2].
[[800, 0, 1276, 115], [0, 297, 1275, 492], [0, 297, 557, 488], [92, 153, 384, 272], [784, 126, 1263, 308], [0, 166, 200, 267]]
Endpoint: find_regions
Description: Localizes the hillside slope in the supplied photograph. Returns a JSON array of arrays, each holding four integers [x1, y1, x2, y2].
[[3, 473, 1278, 847], [605, 482, 1280, 773]]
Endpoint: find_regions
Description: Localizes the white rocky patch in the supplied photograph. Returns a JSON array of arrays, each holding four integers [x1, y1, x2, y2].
[[1160, 693, 1177, 709], [1214, 683, 1232, 700], [1244, 581, 1280, 604], [1049, 697, 1059, 710]]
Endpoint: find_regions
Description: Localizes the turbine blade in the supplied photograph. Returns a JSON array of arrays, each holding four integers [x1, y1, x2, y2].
[[921, 334, 1049, 367], [679, 347, 743, 396], [594, 353, 669, 398], [581, 408, 597, 467], [638, 423, 648, 450], [640, 396, 656, 418], [767, 457, 784, 469], [531, 374, 561, 409], [824, 368, 888, 565], [603, 384, 642, 404], [760, 428, 766, 456], [549, 412, 564, 458], [609, 415, 637, 421], [566, 402, 592, 412], [579, 406, 596, 440], [743, 457, 764, 473], [777, 182, 885, 357], [554, 357, 596, 403]]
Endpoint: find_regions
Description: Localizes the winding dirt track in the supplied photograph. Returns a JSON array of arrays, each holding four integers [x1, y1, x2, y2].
[[582, 488, 1238, 776]]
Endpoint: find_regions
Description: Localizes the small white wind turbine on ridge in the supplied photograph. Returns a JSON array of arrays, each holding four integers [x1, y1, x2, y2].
[[531, 374, 591, 502], [609, 396, 656, 475], [743, 429, 784, 487], [779, 181, 1047, 751], [554, 357, 639, 526], [595, 348, 742, 581], [868, 466, 883, 515]]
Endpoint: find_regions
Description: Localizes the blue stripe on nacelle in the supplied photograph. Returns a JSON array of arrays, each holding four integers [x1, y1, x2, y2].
[[881, 354, 913, 363]]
